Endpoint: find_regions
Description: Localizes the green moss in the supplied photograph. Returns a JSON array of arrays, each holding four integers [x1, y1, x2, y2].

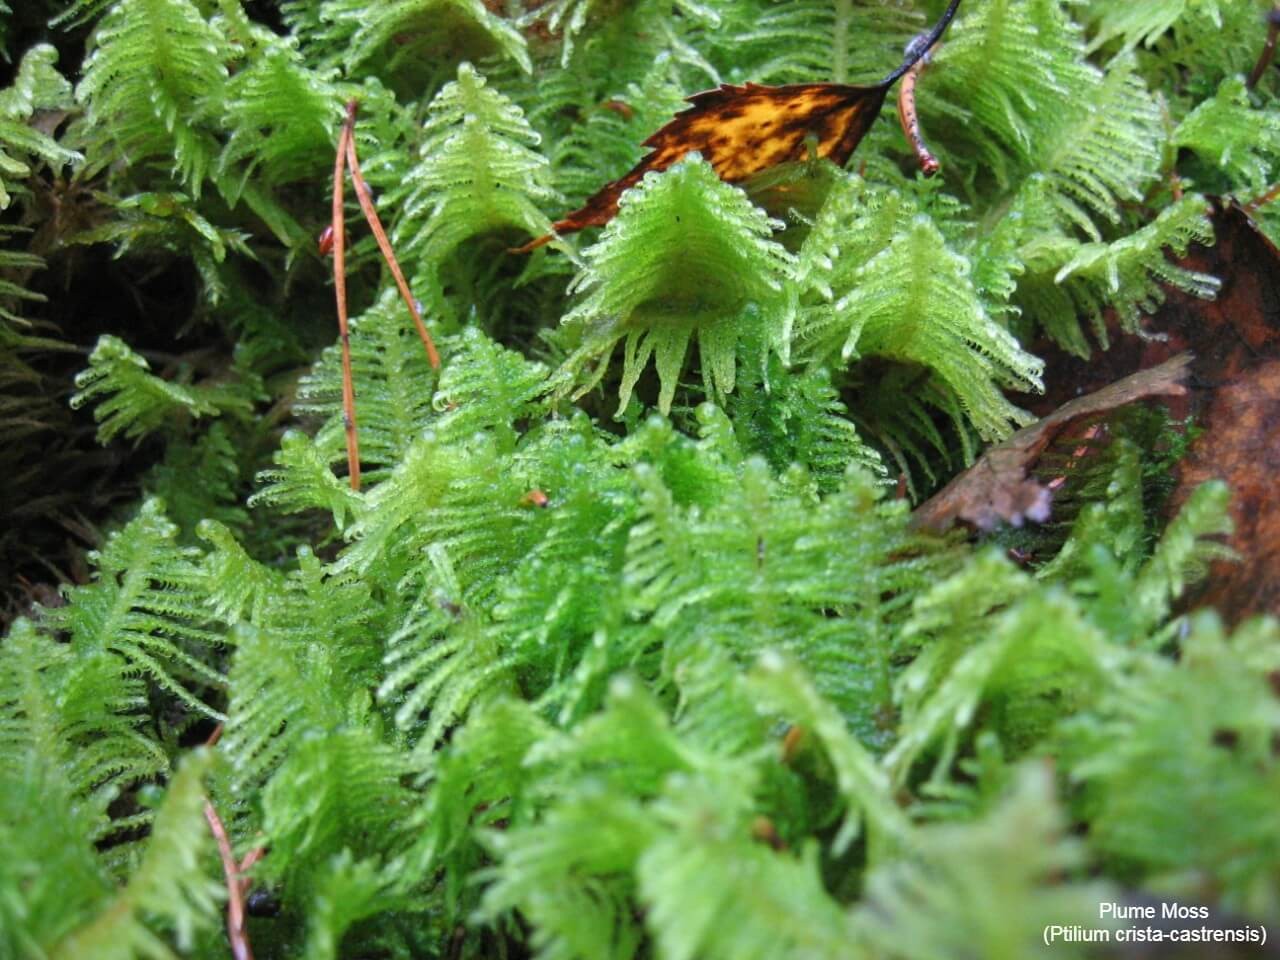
[[2, 1, 1278, 957]]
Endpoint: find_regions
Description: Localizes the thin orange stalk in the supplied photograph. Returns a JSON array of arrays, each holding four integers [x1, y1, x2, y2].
[[205, 799, 254, 960], [334, 100, 361, 491], [202, 723, 267, 960], [239, 846, 267, 874], [344, 116, 441, 369], [1247, 181, 1280, 213]]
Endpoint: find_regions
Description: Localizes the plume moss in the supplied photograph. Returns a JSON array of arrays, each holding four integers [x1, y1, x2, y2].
[[2, 1, 1278, 957]]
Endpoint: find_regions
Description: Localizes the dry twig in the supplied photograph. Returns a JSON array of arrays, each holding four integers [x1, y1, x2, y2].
[[344, 120, 441, 371], [332, 101, 361, 491], [328, 99, 442, 491]]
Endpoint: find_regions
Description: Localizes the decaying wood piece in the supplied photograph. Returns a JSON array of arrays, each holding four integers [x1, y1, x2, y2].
[[1018, 200, 1280, 622], [911, 355, 1192, 534]]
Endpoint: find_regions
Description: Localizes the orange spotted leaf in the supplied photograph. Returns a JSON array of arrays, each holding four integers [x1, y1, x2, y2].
[[514, 0, 962, 252]]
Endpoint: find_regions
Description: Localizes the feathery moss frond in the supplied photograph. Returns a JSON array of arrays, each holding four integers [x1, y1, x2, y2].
[[1089, 0, 1272, 100], [335, 430, 532, 587], [724, 357, 886, 493], [636, 775, 859, 960], [146, 421, 249, 535], [412, 697, 551, 913], [624, 455, 958, 741], [198, 518, 286, 625], [888, 551, 1116, 783], [219, 546, 384, 792], [68, 191, 253, 304], [927, 2, 1162, 238], [532, 0, 720, 69], [431, 324, 550, 450], [560, 155, 795, 415], [1034, 436, 1151, 584], [855, 764, 1114, 960], [709, 0, 917, 85], [0, 616, 167, 863], [48, 752, 220, 960], [750, 654, 911, 859], [1015, 191, 1218, 356], [798, 207, 1043, 441], [75, 0, 227, 192], [1174, 76, 1280, 192], [292, 290, 444, 484], [924, 0, 1100, 190], [0, 43, 80, 209], [479, 678, 706, 960], [44, 498, 226, 720], [378, 423, 638, 749], [250, 428, 364, 529], [1130, 479, 1234, 636], [482, 784, 655, 960], [261, 727, 415, 886], [346, 0, 530, 76], [218, 36, 345, 206], [1061, 613, 1280, 915], [71, 334, 255, 444], [402, 62, 557, 281], [301, 852, 402, 960], [1029, 54, 1163, 239], [1081, 0, 1266, 72]]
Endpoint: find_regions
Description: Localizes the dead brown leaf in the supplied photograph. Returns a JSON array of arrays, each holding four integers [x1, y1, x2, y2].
[[513, 0, 962, 252], [541, 82, 891, 241]]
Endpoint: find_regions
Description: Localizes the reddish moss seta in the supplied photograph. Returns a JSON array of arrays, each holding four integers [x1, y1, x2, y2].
[[329, 97, 445, 492], [332, 99, 361, 491]]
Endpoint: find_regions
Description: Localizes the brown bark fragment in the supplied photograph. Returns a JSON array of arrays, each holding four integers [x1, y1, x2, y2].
[[912, 355, 1192, 534]]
